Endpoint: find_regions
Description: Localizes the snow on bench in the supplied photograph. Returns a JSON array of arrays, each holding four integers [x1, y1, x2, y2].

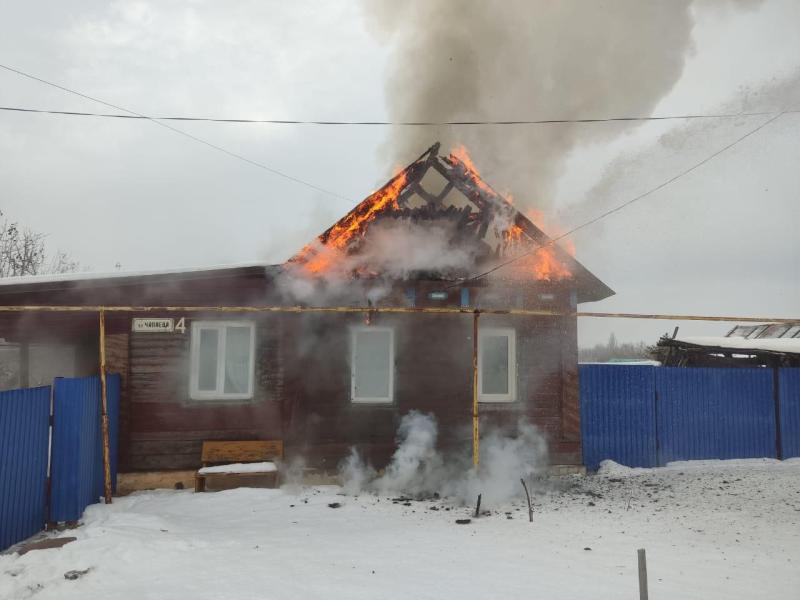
[[195, 440, 283, 492], [197, 462, 278, 475]]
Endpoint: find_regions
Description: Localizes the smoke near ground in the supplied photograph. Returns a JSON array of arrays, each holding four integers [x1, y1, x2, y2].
[[361, 0, 762, 212], [340, 411, 549, 507]]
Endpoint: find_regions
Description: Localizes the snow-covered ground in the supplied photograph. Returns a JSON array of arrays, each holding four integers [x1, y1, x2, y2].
[[2, 459, 799, 600]]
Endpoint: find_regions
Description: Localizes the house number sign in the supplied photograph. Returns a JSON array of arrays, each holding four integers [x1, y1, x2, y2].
[[132, 317, 186, 333]]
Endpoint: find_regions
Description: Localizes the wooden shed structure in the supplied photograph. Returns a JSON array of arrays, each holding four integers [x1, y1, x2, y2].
[[0, 144, 614, 478]]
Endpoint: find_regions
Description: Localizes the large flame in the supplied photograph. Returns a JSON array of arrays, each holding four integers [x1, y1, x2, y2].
[[293, 171, 408, 274], [450, 146, 573, 282], [291, 145, 573, 283]]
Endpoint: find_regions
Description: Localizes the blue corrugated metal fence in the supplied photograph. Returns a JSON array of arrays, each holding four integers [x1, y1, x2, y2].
[[51, 374, 120, 523], [0, 386, 51, 551], [655, 368, 775, 464], [579, 365, 657, 469], [0, 374, 120, 551], [779, 369, 800, 458], [581, 366, 800, 470]]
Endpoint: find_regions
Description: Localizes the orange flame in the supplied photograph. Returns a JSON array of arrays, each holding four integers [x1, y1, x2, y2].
[[449, 144, 497, 198], [291, 144, 574, 283], [451, 146, 573, 282], [526, 208, 576, 257], [293, 171, 408, 274]]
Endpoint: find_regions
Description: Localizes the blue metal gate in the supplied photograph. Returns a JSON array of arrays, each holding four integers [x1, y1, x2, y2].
[[50, 374, 120, 523], [1, 374, 120, 551], [0, 386, 51, 551], [579, 365, 657, 470], [655, 368, 775, 464], [779, 369, 800, 458]]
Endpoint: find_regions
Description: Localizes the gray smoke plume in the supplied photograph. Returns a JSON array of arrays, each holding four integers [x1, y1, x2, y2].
[[362, 0, 762, 211]]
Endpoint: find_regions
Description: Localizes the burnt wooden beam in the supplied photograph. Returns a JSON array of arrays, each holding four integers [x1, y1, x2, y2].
[[410, 182, 442, 206], [436, 181, 454, 203]]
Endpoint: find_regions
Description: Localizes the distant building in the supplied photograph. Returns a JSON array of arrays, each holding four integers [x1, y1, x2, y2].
[[655, 322, 800, 367]]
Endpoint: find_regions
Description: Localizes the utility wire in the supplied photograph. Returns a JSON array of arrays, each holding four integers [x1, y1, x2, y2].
[[0, 63, 351, 202], [0, 103, 795, 126], [0, 62, 790, 287], [449, 110, 788, 288]]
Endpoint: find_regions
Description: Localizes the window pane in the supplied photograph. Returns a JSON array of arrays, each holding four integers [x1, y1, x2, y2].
[[482, 335, 509, 395], [224, 326, 252, 394], [197, 328, 219, 391], [354, 330, 391, 400]]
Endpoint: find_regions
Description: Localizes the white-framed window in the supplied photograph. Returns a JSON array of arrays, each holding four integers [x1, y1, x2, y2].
[[478, 328, 516, 402], [189, 321, 255, 400], [351, 327, 394, 404]]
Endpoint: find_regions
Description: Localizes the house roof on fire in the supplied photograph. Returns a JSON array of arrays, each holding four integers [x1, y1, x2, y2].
[[0, 143, 613, 305], [288, 143, 614, 304]]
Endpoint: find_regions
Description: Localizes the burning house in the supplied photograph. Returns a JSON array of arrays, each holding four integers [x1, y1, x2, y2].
[[0, 144, 613, 483]]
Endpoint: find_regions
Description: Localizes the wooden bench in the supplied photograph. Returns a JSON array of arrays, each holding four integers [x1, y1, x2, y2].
[[194, 440, 283, 492]]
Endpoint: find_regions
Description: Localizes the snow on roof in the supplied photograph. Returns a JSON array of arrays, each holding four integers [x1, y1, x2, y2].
[[0, 261, 279, 287], [579, 360, 662, 366], [675, 335, 800, 355]]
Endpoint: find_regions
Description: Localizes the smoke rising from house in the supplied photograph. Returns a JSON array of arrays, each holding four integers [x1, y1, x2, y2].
[[277, 220, 477, 304], [340, 411, 549, 507], [361, 0, 761, 211]]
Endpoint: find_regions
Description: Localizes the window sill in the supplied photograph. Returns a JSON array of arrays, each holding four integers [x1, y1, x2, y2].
[[477, 401, 524, 411]]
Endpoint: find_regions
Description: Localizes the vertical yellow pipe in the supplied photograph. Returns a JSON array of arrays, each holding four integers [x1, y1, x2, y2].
[[98, 310, 113, 504], [472, 311, 480, 467]]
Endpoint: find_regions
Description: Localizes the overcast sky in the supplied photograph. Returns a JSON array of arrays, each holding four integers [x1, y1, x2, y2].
[[0, 1, 797, 346]]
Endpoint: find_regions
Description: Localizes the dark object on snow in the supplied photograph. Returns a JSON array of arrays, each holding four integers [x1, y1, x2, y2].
[[64, 568, 90, 580], [328, 502, 342, 509], [474, 494, 482, 518], [174, 481, 184, 490], [520, 478, 534, 523], [455, 519, 472, 525], [17, 536, 77, 556], [584, 547, 592, 551]]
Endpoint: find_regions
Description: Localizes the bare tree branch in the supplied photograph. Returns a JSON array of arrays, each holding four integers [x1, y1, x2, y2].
[[0, 211, 79, 277]]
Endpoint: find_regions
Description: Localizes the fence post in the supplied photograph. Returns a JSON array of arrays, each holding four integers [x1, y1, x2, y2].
[[638, 548, 649, 600], [773, 367, 783, 460], [98, 310, 113, 504], [472, 310, 480, 468]]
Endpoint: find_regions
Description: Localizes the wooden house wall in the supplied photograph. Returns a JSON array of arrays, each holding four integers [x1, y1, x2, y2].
[[124, 313, 284, 471], [120, 307, 580, 472], [281, 309, 580, 470], [0, 272, 584, 470]]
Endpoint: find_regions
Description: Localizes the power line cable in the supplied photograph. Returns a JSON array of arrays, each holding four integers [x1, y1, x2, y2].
[[0, 62, 790, 285], [447, 110, 788, 288], [0, 103, 795, 125], [0, 63, 351, 202]]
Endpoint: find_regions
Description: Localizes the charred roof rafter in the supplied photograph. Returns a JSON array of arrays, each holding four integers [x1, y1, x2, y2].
[[291, 142, 614, 303]]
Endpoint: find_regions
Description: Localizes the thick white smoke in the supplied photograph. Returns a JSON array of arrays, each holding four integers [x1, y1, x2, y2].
[[340, 411, 549, 507], [276, 218, 480, 304]]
